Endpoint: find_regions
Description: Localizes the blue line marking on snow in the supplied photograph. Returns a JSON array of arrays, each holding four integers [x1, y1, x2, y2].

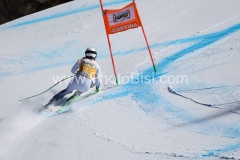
[[222, 122, 240, 138], [202, 142, 240, 158], [35, 40, 77, 58], [18, 61, 76, 75], [0, 0, 131, 30], [0, 23, 240, 79], [98, 23, 240, 102], [93, 23, 240, 136]]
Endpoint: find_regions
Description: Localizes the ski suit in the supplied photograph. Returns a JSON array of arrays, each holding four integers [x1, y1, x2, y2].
[[48, 58, 101, 103]]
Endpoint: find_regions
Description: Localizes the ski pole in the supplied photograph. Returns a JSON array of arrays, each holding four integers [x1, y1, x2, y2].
[[19, 75, 76, 101]]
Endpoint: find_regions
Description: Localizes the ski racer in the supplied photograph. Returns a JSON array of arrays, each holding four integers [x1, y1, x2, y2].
[[44, 47, 101, 108]]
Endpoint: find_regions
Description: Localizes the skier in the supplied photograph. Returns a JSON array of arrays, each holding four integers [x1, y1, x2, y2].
[[44, 47, 101, 109]]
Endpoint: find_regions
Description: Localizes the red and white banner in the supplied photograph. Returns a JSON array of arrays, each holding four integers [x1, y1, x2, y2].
[[103, 2, 142, 34], [99, 0, 157, 84]]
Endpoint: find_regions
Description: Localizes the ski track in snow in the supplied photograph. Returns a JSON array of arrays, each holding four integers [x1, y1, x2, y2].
[[90, 23, 240, 158], [1, 0, 240, 159], [94, 24, 240, 116], [202, 142, 240, 159], [2, 22, 240, 160], [1, 23, 240, 78]]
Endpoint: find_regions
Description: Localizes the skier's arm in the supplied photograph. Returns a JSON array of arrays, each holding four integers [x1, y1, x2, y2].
[[71, 62, 79, 74]]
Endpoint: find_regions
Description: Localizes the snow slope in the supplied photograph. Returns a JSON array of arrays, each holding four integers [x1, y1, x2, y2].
[[0, 0, 240, 159]]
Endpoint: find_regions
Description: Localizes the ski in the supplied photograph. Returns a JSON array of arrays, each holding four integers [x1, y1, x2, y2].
[[51, 89, 101, 113]]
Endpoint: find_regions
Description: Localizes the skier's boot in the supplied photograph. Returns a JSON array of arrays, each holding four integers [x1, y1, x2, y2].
[[44, 99, 55, 109], [66, 91, 82, 102]]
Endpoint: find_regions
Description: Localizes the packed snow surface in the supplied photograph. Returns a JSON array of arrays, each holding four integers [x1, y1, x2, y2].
[[0, 0, 240, 159]]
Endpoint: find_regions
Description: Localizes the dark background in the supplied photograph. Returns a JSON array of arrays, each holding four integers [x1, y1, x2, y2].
[[0, 0, 72, 25]]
